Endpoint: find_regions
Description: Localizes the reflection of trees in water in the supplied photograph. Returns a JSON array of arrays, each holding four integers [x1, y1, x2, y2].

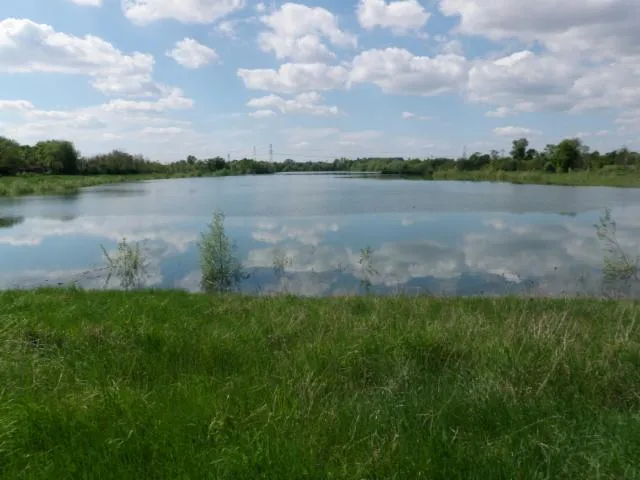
[[0, 216, 24, 228]]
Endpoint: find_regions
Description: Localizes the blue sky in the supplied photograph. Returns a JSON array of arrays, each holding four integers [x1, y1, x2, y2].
[[0, 0, 638, 162]]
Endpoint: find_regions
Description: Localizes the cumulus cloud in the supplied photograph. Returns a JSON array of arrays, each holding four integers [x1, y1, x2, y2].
[[166, 38, 219, 69], [0, 18, 158, 97], [357, 0, 430, 34], [439, 0, 640, 59], [402, 111, 432, 120], [485, 106, 512, 118], [237, 62, 349, 94], [141, 126, 185, 135], [0, 100, 35, 112], [467, 50, 578, 113], [1, 88, 194, 153], [494, 126, 541, 137], [467, 50, 640, 119], [257, 3, 356, 62], [247, 92, 339, 116], [122, 0, 246, 25], [101, 88, 194, 113], [249, 109, 276, 119], [350, 48, 468, 95], [66, 0, 102, 6]]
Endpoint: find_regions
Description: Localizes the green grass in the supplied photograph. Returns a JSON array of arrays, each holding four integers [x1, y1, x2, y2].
[[4, 167, 640, 198], [1, 289, 639, 478], [0, 173, 198, 197], [430, 169, 640, 187]]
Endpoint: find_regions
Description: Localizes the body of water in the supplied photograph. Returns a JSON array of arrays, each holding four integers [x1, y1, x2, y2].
[[1, 174, 640, 296]]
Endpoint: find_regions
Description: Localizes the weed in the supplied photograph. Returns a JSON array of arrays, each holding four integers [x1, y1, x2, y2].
[[198, 210, 248, 293], [101, 238, 149, 290]]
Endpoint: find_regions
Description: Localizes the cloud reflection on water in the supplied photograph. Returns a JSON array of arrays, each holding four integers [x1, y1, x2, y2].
[[1, 205, 639, 297]]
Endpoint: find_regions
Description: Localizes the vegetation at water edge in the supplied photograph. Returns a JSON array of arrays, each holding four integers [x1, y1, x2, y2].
[[2, 135, 640, 196], [0, 173, 194, 197], [0, 290, 639, 478]]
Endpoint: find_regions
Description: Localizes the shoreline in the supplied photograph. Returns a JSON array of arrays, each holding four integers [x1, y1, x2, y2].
[[2, 169, 640, 198]]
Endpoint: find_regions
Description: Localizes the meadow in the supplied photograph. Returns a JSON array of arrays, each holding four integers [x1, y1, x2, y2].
[[1, 289, 639, 478]]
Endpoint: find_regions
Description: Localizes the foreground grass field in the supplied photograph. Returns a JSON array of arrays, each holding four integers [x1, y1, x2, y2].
[[1, 290, 639, 478]]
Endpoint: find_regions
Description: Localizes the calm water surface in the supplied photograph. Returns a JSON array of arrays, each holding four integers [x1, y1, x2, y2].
[[2, 174, 640, 296]]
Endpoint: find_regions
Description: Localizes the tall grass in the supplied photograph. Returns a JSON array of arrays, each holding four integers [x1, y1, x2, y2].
[[0, 290, 639, 478], [0, 173, 195, 197], [101, 238, 150, 290], [431, 168, 640, 187]]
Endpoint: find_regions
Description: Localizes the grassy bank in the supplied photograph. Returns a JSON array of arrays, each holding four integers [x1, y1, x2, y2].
[[0, 173, 199, 197], [4, 167, 640, 198], [1, 290, 639, 478], [430, 168, 640, 188]]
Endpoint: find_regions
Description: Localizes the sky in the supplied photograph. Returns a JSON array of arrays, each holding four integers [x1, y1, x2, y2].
[[0, 0, 639, 162]]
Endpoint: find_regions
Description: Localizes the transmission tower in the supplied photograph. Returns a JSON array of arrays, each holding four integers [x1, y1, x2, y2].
[[253, 146, 256, 162], [269, 144, 273, 163]]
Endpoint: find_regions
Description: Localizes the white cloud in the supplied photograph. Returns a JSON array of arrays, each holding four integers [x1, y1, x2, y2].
[[350, 48, 468, 95], [122, 0, 246, 25], [247, 92, 339, 116], [66, 0, 102, 6], [576, 130, 610, 139], [616, 109, 640, 134], [485, 106, 512, 118], [357, 0, 430, 34], [467, 50, 578, 113], [439, 0, 640, 59], [141, 126, 185, 135], [102, 88, 194, 113], [467, 50, 640, 119], [1, 89, 194, 154], [238, 63, 349, 94], [0, 100, 35, 111], [216, 20, 237, 38], [402, 111, 432, 121], [439, 2, 640, 124], [0, 18, 157, 97], [249, 109, 276, 118], [166, 38, 219, 69], [258, 3, 356, 62], [494, 126, 541, 137]]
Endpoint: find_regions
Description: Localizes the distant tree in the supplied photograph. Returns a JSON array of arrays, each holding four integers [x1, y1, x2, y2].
[[510, 138, 529, 162], [34, 140, 79, 174], [0, 136, 23, 175], [554, 138, 583, 172]]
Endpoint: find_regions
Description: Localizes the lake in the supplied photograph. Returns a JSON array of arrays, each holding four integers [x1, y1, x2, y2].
[[1, 174, 640, 297]]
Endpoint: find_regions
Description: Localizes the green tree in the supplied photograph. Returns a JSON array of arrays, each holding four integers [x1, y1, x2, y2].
[[34, 140, 79, 174], [0, 136, 23, 175], [510, 138, 529, 162], [554, 138, 583, 172]]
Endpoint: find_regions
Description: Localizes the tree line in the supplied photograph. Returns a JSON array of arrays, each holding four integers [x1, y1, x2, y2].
[[1, 135, 639, 178]]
